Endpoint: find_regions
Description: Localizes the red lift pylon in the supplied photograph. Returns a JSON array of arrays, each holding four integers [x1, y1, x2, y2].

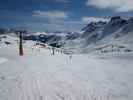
[[19, 31, 23, 56]]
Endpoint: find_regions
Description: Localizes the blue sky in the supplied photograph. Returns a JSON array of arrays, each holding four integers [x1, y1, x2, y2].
[[0, 0, 133, 32]]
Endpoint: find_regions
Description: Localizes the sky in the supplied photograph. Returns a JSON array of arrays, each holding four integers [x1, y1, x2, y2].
[[0, 0, 133, 32]]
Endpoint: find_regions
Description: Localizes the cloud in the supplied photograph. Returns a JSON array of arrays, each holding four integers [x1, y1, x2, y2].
[[87, 0, 133, 12], [33, 10, 68, 19], [82, 17, 109, 23], [32, 10, 80, 31], [32, 10, 83, 31]]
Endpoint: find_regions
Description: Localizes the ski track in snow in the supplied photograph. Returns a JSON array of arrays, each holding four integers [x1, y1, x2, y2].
[[0, 58, 8, 64], [0, 45, 133, 100]]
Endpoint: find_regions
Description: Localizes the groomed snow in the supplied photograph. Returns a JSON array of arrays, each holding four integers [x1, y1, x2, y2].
[[0, 36, 133, 100]]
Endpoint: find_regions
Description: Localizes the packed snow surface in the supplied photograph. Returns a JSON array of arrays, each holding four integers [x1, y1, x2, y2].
[[0, 35, 133, 100]]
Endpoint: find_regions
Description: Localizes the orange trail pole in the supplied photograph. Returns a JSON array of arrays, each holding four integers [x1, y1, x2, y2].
[[19, 32, 23, 56]]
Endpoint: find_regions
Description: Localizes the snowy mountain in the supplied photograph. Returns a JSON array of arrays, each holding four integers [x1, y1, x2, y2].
[[1, 16, 133, 55], [81, 16, 132, 44], [63, 16, 133, 54], [23, 31, 81, 48]]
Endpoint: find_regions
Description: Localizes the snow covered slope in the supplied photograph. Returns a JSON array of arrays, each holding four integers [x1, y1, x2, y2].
[[0, 34, 133, 100]]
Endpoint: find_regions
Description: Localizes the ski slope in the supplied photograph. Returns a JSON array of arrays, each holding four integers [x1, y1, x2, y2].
[[0, 35, 133, 100]]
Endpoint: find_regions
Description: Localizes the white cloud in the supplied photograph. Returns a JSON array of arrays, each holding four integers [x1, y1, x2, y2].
[[87, 0, 133, 12], [82, 17, 109, 23], [32, 10, 83, 31], [33, 10, 68, 19]]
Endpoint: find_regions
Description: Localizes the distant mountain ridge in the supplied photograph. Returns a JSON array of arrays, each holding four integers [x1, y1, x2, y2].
[[81, 16, 133, 45], [1, 16, 133, 54], [74, 16, 133, 53]]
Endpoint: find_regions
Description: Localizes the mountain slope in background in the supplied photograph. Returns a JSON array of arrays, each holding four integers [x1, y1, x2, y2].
[[63, 16, 133, 54], [1, 16, 133, 55]]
